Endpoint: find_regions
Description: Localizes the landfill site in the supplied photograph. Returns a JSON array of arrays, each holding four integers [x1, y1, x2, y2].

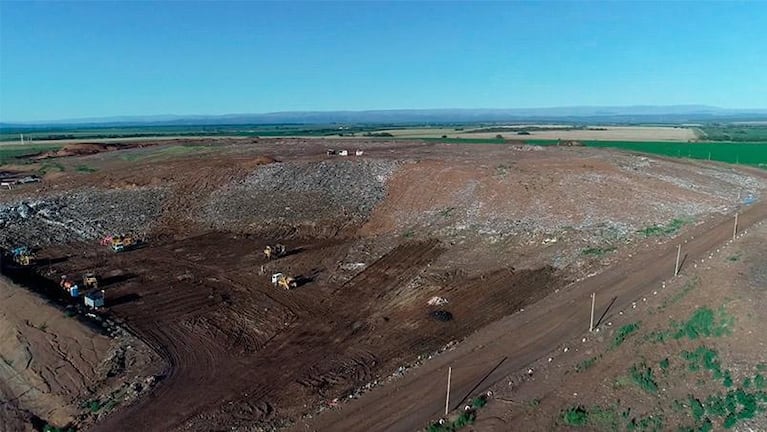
[[1, 138, 766, 432]]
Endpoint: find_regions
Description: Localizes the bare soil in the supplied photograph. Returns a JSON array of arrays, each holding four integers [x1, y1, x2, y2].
[[472, 212, 767, 432], [0, 138, 764, 432]]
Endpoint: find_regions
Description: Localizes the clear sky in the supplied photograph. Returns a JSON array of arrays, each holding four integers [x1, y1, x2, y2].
[[1, 1, 766, 122]]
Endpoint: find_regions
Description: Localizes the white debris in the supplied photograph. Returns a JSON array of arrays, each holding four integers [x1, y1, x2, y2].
[[427, 296, 448, 306]]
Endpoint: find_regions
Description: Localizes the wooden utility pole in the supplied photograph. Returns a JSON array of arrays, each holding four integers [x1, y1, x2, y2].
[[733, 213, 739, 240], [589, 292, 596, 332], [445, 366, 452, 416], [674, 244, 682, 276]]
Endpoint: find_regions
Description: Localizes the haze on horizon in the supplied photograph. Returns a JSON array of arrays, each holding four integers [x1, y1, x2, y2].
[[1, 1, 766, 123]]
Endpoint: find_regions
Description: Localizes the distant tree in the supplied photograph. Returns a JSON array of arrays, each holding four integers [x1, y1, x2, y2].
[[441, 135, 448, 139], [495, 134, 504, 139]]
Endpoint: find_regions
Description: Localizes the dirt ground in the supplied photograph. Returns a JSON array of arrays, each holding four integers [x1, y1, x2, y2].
[[472, 212, 767, 431], [0, 138, 764, 432], [0, 275, 157, 431]]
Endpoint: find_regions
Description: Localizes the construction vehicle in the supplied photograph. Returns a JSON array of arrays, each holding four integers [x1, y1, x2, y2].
[[82, 273, 98, 290], [102, 234, 139, 252], [271, 272, 297, 290], [84, 290, 105, 309], [60, 275, 80, 297], [10, 246, 34, 266], [263, 244, 287, 260]]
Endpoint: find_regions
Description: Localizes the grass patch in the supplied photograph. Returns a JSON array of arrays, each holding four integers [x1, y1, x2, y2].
[[470, 396, 487, 409], [38, 161, 65, 175], [560, 405, 664, 431], [612, 322, 641, 349], [75, 165, 97, 173], [638, 218, 691, 237], [659, 279, 698, 310], [576, 356, 599, 373], [629, 361, 658, 394], [660, 358, 670, 372], [581, 246, 617, 257], [562, 406, 589, 426], [0, 144, 62, 165], [672, 307, 734, 340], [403, 229, 415, 239]]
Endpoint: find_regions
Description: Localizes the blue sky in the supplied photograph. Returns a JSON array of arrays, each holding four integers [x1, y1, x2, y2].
[[1, 1, 766, 121]]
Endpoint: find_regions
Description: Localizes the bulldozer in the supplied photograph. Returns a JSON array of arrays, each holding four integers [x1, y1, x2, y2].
[[263, 244, 287, 260], [82, 273, 98, 290], [10, 246, 34, 267], [103, 234, 138, 252], [271, 272, 297, 290]]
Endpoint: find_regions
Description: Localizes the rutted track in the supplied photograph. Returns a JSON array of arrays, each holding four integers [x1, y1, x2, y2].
[[86, 238, 456, 431]]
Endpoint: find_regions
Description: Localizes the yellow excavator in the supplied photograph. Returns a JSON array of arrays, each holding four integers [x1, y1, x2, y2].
[[263, 244, 287, 260], [271, 272, 297, 290]]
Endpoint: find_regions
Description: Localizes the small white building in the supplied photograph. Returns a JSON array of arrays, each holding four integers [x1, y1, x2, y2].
[[338, 150, 349, 156], [355, 150, 364, 156]]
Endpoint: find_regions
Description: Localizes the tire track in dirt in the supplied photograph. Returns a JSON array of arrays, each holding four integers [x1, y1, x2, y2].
[[91, 239, 444, 432]]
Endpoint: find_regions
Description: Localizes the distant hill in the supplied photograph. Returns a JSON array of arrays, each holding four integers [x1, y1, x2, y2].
[[3, 106, 767, 128]]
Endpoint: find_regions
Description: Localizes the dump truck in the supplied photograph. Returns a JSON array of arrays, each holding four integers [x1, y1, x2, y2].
[[271, 272, 297, 290], [263, 244, 287, 260]]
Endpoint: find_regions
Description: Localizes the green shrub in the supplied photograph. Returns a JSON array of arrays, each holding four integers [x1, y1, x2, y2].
[[576, 356, 598, 372], [581, 246, 616, 257], [673, 307, 733, 340], [689, 396, 705, 421], [75, 165, 97, 173], [660, 358, 670, 372], [629, 362, 658, 394], [562, 406, 589, 426], [470, 396, 487, 409], [612, 322, 641, 348]]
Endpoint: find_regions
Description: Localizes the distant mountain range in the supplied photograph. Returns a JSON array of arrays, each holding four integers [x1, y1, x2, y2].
[[3, 105, 767, 128]]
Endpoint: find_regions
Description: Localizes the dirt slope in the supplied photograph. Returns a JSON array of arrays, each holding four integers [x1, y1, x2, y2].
[[0, 277, 112, 427], [292, 199, 767, 432]]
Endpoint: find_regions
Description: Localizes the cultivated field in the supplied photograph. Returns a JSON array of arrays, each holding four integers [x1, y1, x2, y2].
[[0, 138, 765, 431], [374, 126, 699, 142]]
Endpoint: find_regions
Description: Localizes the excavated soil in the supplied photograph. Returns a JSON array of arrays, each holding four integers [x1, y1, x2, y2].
[[0, 138, 765, 432]]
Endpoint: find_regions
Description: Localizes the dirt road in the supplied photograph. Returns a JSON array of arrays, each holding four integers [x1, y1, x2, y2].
[[294, 200, 767, 432]]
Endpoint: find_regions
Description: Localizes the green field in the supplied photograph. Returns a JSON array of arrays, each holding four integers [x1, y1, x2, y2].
[[0, 144, 62, 165], [580, 141, 767, 166]]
